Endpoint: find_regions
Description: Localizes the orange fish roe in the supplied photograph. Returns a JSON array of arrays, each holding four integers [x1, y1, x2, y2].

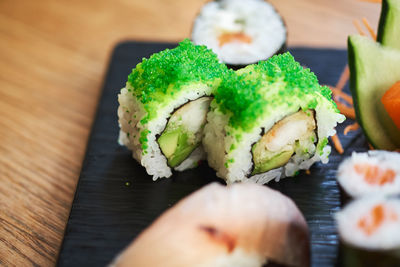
[[219, 32, 252, 47], [354, 164, 396, 185], [358, 204, 398, 236]]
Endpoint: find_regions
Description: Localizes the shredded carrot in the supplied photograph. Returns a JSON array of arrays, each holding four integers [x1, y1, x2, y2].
[[331, 134, 344, 154], [344, 122, 360, 135], [369, 143, 375, 150], [336, 102, 356, 119], [362, 18, 377, 40], [335, 65, 350, 92], [331, 87, 354, 105], [353, 19, 367, 36]]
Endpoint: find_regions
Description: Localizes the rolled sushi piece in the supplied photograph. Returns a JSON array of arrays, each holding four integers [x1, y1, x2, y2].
[[203, 52, 345, 184], [337, 151, 400, 202], [336, 196, 400, 267], [118, 39, 228, 179], [192, 0, 286, 68]]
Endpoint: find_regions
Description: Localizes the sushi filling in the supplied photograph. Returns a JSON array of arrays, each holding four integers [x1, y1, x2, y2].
[[353, 164, 395, 186], [251, 110, 316, 175], [336, 196, 400, 249], [192, 0, 286, 65], [337, 151, 400, 198], [157, 97, 212, 168], [218, 32, 252, 47], [357, 204, 398, 236]]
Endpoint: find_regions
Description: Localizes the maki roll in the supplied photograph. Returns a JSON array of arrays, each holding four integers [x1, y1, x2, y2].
[[336, 196, 400, 267], [203, 52, 345, 184], [118, 39, 228, 179], [337, 151, 400, 201], [192, 0, 286, 68]]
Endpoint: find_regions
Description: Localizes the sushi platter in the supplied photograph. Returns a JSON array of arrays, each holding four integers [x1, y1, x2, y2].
[[58, 0, 400, 265], [57, 42, 369, 267]]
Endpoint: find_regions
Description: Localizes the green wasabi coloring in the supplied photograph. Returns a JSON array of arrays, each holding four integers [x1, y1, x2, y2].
[[224, 158, 235, 168], [128, 38, 227, 114], [319, 137, 329, 155], [229, 143, 236, 152], [215, 52, 338, 132], [127, 39, 228, 151], [139, 129, 151, 153]]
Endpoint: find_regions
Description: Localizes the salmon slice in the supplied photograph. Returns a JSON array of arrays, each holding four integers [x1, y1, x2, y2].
[[218, 32, 252, 47], [354, 164, 396, 186], [358, 204, 397, 236]]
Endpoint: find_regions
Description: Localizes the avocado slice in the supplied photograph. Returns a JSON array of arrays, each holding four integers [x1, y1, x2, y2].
[[157, 129, 180, 158], [158, 127, 198, 168], [348, 35, 400, 149], [377, 0, 400, 50], [252, 149, 294, 175], [157, 97, 212, 168]]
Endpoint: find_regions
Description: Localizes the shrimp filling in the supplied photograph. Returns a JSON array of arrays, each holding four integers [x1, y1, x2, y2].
[[158, 97, 212, 167], [251, 110, 316, 175]]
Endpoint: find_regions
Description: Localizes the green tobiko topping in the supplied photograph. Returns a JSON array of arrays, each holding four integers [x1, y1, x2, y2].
[[215, 52, 337, 131], [128, 39, 227, 109], [127, 39, 228, 151]]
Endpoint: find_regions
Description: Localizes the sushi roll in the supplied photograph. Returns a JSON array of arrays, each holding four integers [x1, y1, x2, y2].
[[203, 52, 345, 184], [118, 39, 228, 179], [192, 0, 286, 68], [336, 196, 400, 267], [337, 151, 400, 202], [110, 183, 310, 267]]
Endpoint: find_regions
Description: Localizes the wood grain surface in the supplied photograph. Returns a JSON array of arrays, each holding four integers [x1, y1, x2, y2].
[[0, 0, 380, 266]]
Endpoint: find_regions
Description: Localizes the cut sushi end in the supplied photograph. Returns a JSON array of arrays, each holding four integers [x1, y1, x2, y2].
[[192, 0, 287, 66], [337, 150, 400, 199], [251, 110, 316, 175], [336, 196, 400, 251], [157, 97, 212, 168]]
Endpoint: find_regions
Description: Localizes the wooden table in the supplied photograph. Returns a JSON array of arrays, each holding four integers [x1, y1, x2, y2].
[[0, 0, 380, 266]]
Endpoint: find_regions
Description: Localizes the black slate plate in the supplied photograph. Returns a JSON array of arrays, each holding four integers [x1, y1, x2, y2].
[[57, 42, 368, 267]]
